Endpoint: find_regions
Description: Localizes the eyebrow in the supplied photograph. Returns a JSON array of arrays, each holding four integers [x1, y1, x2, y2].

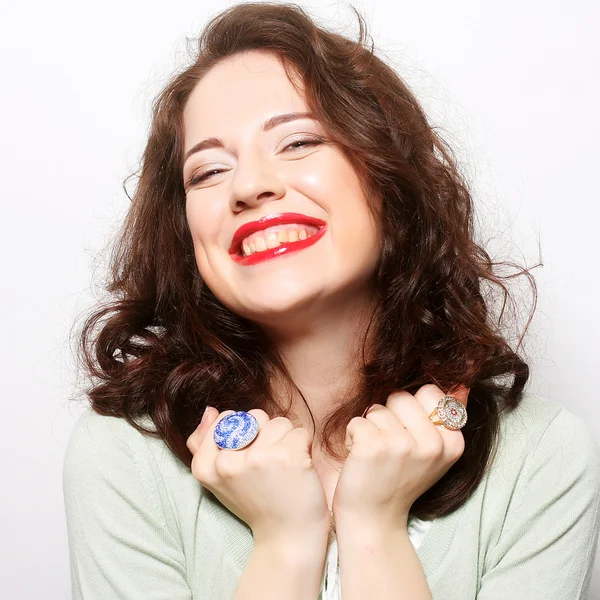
[[183, 111, 315, 166]]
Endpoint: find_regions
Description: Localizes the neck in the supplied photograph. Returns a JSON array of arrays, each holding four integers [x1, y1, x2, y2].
[[261, 287, 377, 453]]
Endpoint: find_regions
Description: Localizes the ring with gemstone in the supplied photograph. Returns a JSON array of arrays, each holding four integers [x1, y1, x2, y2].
[[428, 396, 467, 430], [213, 411, 260, 450]]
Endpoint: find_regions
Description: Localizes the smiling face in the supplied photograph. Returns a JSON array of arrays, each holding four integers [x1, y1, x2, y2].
[[182, 50, 381, 330]]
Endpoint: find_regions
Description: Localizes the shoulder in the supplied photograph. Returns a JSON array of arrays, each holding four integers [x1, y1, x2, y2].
[[63, 405, 191, 498], [62, 404, 204, 548], [61, 407, 203, 597], [495, 392, 600, 465], [486, 392, 600, 505], [64, 404, 158, 449], [64, 406, 155, 470], [462, 392, 600, 592]]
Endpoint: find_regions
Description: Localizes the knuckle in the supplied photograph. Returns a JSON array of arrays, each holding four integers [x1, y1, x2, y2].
[[295, 425, 311, 438], [247, 408, 269, 420], [422, 383, 441, 394], [300, 455, 314, 470], [425, 437, 444, 459], [449, 434, 466, 460], [289, 426, 312, 445], [373, 439, 388, 457], [215, 453, 239, 478], [265, 416, 294, 432], [391, 436, 413, 455], [386, 390, 411, 405], [420, 383, 440, 395], [246, 448, 269, 469], [360, 438, 387, 459], [190, 460, 211, 485], [349, 416, 364, 428], [278, 449, 299, 468], [268, 416, 290, 424]]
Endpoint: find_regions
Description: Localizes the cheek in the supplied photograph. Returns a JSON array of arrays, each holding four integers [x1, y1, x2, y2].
[[184, 201, 199, 239], [185, 198, 222, 248], [340, 202, 380, 274], [184, 216, 213, 278], [291, 149, 348, 193]]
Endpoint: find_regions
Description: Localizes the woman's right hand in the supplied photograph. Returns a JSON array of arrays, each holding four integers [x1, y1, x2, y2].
[[186, 407, 331, 548]]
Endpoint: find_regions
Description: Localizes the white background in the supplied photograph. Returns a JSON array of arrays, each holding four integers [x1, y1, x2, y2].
[[1, 0, 599, 597]]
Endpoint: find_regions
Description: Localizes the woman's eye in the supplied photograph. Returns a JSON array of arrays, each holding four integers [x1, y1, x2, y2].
[[186, 138, 322, 189], [283, 138, 322, 152], [187, 169, 223, 186]]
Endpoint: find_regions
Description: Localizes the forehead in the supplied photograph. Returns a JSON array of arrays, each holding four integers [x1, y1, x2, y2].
[[183, 51, 308, 140]]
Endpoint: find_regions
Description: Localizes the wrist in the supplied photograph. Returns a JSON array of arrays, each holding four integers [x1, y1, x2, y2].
[[334, 511, 409, 542], [235, 534, 328, 600], [253, 533, 328, 570], [253, 515, 331, 546]]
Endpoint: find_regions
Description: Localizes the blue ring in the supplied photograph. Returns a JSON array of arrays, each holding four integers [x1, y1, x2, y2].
[[213, 411, 259, 450]]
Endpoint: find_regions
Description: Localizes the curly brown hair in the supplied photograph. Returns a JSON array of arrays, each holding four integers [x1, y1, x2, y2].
[[74, 1, 536, 520]]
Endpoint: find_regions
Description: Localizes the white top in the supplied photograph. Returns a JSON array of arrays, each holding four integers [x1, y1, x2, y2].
[[319, 517, 433, 599]]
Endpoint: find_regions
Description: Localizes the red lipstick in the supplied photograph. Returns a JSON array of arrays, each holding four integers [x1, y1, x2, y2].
[[229, 212, 327, 266]]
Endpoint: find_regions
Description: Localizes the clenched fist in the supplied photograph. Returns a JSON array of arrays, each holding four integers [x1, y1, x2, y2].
[[186, 407, 331, 548]]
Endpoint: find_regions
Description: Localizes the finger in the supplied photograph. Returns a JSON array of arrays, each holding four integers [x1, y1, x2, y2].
[[280, 426, 314, 461], [414, 384, 466, 459], [344, 415, 379, 453], [186, 406, 222, 454], [187, 408, 231, 456], [363, 403, 408, 438], [385, 390, 438, 447], [414, 383, 469, 423], [198, 409, 271, 462], [188, 408, 235, 487], [253, 416, 296, 446], [188, 408, 263, 456]]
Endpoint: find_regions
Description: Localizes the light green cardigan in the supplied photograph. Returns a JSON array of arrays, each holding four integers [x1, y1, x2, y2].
[[62, 392, 600, 599]]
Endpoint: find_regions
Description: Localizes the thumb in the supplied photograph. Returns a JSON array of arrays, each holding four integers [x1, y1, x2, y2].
[[186, 406, 219, 454]]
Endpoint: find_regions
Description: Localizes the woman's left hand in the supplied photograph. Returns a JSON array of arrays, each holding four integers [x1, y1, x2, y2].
[[332, 384, 469, 531]]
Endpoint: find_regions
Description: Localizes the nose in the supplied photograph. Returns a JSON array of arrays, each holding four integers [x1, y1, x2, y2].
[[228, 148, 286, 212]]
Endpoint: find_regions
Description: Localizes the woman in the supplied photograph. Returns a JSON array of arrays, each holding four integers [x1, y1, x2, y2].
[[63, 3, 600, 599]]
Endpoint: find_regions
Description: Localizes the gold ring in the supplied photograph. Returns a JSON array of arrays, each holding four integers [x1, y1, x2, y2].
[[428, 395, 467, 430]]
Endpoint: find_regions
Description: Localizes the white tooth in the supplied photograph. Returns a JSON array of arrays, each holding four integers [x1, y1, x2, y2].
[[240, 225, 319, 256], [266, 232, 280, 249]]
